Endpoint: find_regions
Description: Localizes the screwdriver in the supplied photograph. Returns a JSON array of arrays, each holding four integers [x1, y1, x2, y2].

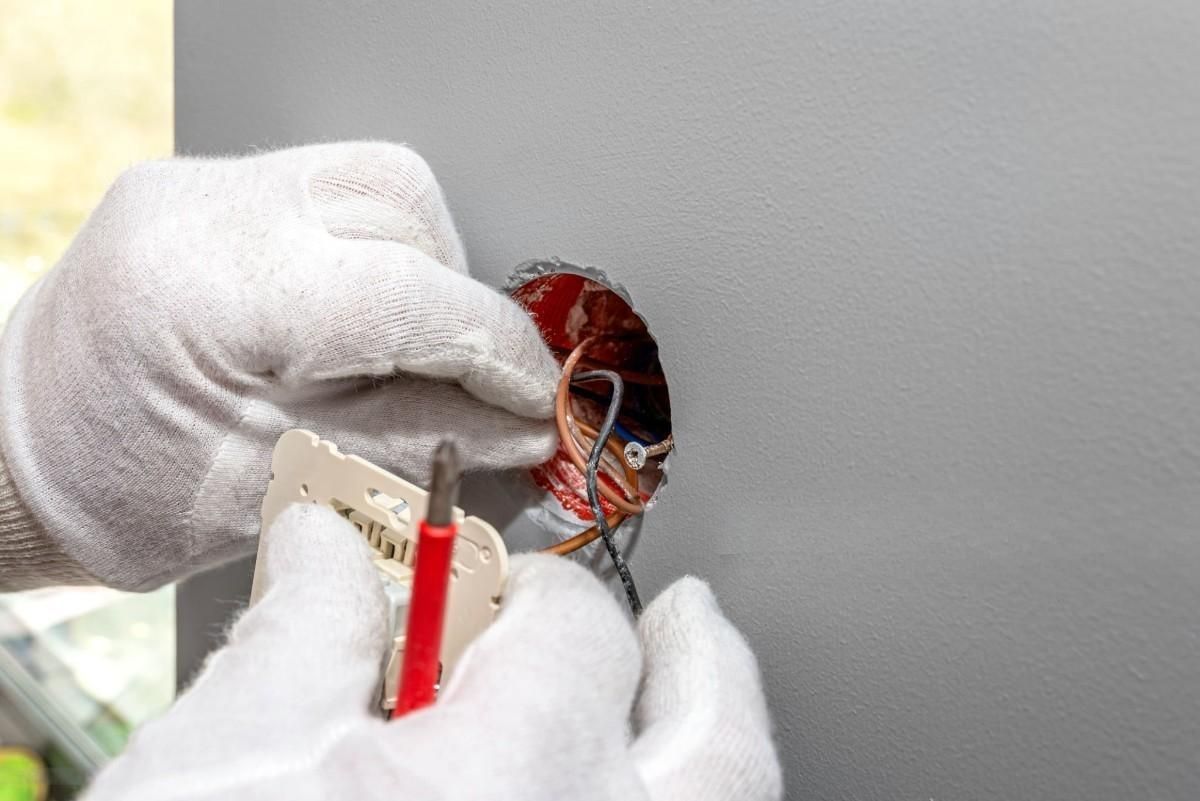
[[392, 440, 461, 719]]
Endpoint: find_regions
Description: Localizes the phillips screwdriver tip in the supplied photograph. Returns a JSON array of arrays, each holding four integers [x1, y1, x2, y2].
[[426, 440, 461, 527]]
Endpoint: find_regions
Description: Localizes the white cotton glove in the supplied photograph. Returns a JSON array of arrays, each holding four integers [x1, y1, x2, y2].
[[0, 142, 560, 591], [81, 504, 782, 801]]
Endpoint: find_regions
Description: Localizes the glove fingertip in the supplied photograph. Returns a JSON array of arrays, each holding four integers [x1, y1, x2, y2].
[[639, 575, 720, 640], [659, 575, 720, 610], [294, 381, 559, 485], [474, 420, 558, 468], [459, 299, 562, 420]]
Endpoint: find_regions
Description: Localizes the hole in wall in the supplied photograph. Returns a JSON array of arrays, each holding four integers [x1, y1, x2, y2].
[[508, 259, 672, 530]]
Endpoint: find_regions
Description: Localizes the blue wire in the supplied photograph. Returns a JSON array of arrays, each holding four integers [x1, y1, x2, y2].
[[613, 420, 652, 447], [568, 384, 665, 443]]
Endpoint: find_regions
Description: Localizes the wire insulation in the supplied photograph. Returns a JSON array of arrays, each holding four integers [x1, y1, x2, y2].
[[540, 418, 641, 557], [613, 421, 652, 448], [571, 368, 643, 615], [554, 341, 646, 515], [576, 420, 641, 501], [566, 411, 637, 500], [542, 512, 626, 556], [549, 346, 667, 386], [540, 338, 656, 613], [568, 383, 669, 440]]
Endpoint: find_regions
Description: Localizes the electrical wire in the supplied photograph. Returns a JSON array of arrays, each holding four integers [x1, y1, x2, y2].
[[542, 511, 625, 556], [554, 340, 646, 516], [549, 346, 667, 386], [537, 338, 648, 613], [570, 368, 643, 615], [541, 417, 640, 557], [623, 432, 676, 471], [613, 420, 651, 448], [566, 388, 642, 502], [576, 420, 641, 501], [567, 383, 669, 440]]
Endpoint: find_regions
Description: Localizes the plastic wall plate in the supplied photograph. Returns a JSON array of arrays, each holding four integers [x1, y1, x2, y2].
[[252, 429, 508, 709]]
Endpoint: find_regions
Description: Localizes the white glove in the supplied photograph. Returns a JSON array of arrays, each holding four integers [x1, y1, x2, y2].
[[81, 503, 783, 801], [0, 142, 560, 591]]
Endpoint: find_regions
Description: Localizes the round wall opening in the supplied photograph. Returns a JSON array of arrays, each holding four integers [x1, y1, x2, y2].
[[508, 260, 672, 542]]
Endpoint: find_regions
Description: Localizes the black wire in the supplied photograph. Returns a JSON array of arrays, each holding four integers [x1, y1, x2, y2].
[[570, 369, 644, 616], [568, 383, 670, 442]]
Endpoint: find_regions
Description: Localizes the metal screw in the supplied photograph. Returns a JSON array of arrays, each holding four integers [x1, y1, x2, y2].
[[624, 442, 647, 470]]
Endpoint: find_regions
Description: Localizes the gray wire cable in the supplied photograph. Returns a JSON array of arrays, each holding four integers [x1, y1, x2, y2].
[[571, 369, 644, 616]]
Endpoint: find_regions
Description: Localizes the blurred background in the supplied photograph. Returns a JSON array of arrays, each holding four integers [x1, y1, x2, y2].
[[0, 2, 173, 797], [0, 0, 172, 317]]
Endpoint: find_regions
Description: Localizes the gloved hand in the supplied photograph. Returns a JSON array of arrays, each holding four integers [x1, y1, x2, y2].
[[0, 142, 559, 591], [81, 503, 783, 801]]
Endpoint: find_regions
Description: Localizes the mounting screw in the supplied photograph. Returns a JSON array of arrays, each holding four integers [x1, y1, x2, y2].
[[624, 442, 647, 470]]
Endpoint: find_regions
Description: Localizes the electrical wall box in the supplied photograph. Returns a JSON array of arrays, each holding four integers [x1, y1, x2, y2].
[[250, 429, 509, 711]]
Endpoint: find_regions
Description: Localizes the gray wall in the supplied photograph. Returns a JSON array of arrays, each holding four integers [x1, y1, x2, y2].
[[175, 2, 1200, 798]]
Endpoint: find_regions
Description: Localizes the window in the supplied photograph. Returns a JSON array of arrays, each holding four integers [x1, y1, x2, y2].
[[0, 0, 174, 788]]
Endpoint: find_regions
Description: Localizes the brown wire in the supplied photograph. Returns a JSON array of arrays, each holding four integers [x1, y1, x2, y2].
[[554, 339, 646, 515], [541, 425, 635, 555], [550, 347, 667, 386], [574, 420, 641, 501], [568, 384, 670, 437], [542, 512, 627, 556], [539, 394, 641, 557], [539, 339, 648, 556]]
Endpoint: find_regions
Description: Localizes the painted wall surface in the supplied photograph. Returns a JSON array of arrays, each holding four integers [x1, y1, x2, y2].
[[175, 2, 1200, 798]]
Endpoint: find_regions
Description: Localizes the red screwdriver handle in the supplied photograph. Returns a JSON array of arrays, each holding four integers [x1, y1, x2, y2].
[[392, 520, 456, 718]]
